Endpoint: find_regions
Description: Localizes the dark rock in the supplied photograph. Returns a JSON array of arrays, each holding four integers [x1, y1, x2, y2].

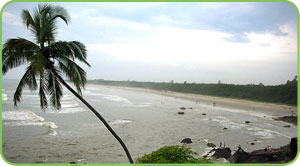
[[204, 147, 232, 159], [229, 147, 284, 163], [245, 121, 250, 124], [207, 143, 216, 147], [180, 107, 186, 110], [250, 143, 255, 145], [188, 107, 193, 109], [274, 116, 297, 125], [181, 138, 192, 144], [202, 113, 206, 115], [283, 125, 291, 128], [212, 147, 232, 159], [178, 112, 184, 115], [290, 137, 297, 157], [70, 162, 77, 164], [229, 147, 249, 163], [223, 127, 228, 130], [253, 140, 257, 141]]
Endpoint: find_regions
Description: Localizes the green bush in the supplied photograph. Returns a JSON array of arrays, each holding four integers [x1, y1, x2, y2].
[[136, 145, 212, 164], [282, 145, 293, 157]]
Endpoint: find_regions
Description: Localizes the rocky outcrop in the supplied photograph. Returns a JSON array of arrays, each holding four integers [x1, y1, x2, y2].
[[181, 138, 192, 144], [178, 112, 184, 115], [212, 148, 231, 159], [203, 147, 231, 159], [207, 143, 216, 148], [229, 147, 249, 163], [229, 146, 284, 163], [290, 137, 297, 157], [274, 116, 297, 125], [229, 137, 297, 163]]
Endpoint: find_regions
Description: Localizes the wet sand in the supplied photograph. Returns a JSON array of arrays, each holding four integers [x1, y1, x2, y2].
[[96, 84, 297, 120]]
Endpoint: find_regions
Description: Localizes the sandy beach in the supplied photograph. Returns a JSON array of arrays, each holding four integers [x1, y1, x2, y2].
[[97, 84, 297, 121]]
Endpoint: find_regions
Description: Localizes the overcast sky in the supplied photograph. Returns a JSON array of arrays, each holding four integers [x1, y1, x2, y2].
[[2, 2, 298, 85]]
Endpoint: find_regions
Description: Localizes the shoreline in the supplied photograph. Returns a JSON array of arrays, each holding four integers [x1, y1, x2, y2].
[[89, 83, 297, 121]]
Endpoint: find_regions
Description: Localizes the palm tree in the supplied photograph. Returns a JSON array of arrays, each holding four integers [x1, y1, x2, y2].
[[2, 4, 134, 164]]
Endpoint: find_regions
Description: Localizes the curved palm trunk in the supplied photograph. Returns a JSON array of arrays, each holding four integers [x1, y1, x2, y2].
[[56, 75, 134, 164]]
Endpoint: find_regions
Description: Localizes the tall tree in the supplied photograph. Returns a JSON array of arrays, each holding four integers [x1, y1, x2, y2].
[[2, 4, 134, 163]]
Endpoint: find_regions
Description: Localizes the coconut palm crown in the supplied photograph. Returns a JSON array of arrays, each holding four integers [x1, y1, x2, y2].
[[2, 4, 90, 110], [2, 4, 134, 163]]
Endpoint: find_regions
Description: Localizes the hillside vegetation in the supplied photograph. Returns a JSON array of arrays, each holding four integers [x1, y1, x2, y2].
[[88, 76, 297, 106]]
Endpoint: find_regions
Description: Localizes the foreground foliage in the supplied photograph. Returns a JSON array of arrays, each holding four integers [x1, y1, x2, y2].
[[136, 145, 212, 164]]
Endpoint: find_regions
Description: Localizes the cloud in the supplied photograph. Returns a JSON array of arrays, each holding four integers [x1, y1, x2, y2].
[[87, 21, 296, 67], [2, 11, 22, 26]]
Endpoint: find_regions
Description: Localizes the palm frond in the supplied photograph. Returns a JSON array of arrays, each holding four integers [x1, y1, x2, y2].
[[57, 56, 87, 95], [45, 41, 90, 67], [68, 41, 90, 67], [2, 38, 39, 74], [50, 5, 70, 25], [13, 66, 37, 107], [21, 9, 35, 29], [22, 4, 70, 45], [46, 67, 63, 110], [39, 72, 48, 110]]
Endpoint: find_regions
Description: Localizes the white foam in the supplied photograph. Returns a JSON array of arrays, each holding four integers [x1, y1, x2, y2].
[[48, 129, 58, 136], [60, 101, 80, 108], [212, 105, 271, 119], [2, 93, 8, 101], [2, 110, 58, 135], [127, 102, 153, 108], [3, 121, 57, 129], [103, 95, 130, 103], [201, 147, 215, 158], [211, 116, 246, 129], [109, 119, 132, 125], [61, 94, 74, 100], [203, 139, 209, 143], [84, 91, 130, 103], [47, 107, 88, 114], [2, 110, 45, 121], [248, 126, 291, 139]]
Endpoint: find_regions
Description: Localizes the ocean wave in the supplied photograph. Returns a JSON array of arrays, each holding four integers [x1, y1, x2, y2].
[[48, 129, 58, 136], [212, 105, 270, 119], [2, 88, 8, 101], [109, 119, 132, 125], [60, 101, 80, 108], [126, 102, 153, 108], [3, 121, 57, 129], [2, 110, 58, 135], [211, 116, 246, 129], [247, 126, 291, 139], [2, 110, 45, 121], [84, 91, 130, 103], [102, 95, 130, 103], [46, 107, 88, 114]]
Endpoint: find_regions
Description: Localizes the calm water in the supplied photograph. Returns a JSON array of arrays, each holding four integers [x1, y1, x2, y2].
[[1, 79, 297, 163]]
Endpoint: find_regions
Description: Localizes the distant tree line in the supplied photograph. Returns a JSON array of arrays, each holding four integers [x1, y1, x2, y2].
[[88, 76, 297, 106]]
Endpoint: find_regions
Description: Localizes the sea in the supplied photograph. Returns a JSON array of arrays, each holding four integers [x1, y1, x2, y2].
[[1, 79, 297, 163]]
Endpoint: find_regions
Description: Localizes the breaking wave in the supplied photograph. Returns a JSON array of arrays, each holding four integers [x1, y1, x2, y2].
[[2, 89, 8, 101], [2, 110, 58, 135], [46, 93, 87, 114], [109, 119, 132, 125]]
